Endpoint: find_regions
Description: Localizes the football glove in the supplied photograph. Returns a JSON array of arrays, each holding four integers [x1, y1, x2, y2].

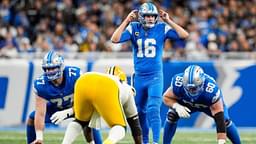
[[50, 108, 74, 125], [172, 103, 191, 118]]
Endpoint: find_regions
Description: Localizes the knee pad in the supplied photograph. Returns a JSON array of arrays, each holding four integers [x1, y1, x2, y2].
[[167, 109, 179, 123]]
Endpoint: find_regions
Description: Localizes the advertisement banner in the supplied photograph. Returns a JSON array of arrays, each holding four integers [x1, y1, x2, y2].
[[0, 59, 255, 127]]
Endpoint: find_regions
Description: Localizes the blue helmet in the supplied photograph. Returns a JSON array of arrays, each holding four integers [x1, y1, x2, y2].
[[42, 50, 65, 81], [183, 65, 205, 97], [138, 2, 159, 28]]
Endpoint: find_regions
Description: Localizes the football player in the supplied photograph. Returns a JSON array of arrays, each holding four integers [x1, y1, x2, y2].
[[62, 66, 142, 144], [26, 50, 102, 144], [163, 65, 241, 144], [111, 2, 189, 144]]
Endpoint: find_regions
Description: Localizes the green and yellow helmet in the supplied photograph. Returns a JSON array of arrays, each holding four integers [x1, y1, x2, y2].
[[106, 65, 127, 82]]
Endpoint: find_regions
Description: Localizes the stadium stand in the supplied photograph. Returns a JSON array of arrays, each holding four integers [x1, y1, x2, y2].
[[0, 0, 255, 59]]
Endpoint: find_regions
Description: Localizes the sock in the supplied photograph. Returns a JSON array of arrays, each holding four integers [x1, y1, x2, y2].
[[26, 124, 36, 144], [147, 107, 161, 143], [93, 129, 102, 144], [139, 112, 149, 143], [62, 121, 82, 144], [226, 121, 241, 144], [104, 125, 125, 144], [163, 120, 177, 144], [147, 96, 162, 143]]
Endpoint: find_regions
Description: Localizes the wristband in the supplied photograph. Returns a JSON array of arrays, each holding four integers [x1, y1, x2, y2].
[[218, 139, 226, 144], [36, 130, 43, 140], [66, 108, 74, 117]]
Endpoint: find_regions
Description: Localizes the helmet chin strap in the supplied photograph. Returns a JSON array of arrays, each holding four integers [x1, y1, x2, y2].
[[145, 23, 155, 28], [143, 18, 157, 28], [52, 75, 63, 86]]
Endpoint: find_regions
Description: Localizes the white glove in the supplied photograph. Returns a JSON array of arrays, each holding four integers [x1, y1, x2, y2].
[[218, 139, 226, 144], [172, 103, 191, 118], [50, 108, 74, 125]]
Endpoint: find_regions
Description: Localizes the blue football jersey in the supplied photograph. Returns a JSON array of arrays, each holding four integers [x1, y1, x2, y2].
[[119, 22, 181, 75], [33, 66, 81, 110], [171, 73, 222, 109]]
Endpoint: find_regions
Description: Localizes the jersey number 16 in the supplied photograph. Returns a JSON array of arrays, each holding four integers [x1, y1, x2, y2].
[[137, 38, 156, 58]]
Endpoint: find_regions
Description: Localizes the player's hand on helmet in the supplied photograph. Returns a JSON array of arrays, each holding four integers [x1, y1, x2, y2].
[[31, 139, 43, 144], [172, 103, 191, 118], [126, 10, 138, 22], [159, 9, 169, 21], [50, 108, 74, 125]]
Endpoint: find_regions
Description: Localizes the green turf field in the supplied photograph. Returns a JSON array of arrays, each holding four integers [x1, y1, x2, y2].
[[0, 129, 255, 144]]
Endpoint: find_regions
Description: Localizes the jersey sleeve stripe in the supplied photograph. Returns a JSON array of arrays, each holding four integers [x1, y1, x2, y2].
[[126, 24, 132, 34]]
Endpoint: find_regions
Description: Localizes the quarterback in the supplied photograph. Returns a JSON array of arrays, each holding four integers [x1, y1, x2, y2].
[[111, 2, 189, 144]]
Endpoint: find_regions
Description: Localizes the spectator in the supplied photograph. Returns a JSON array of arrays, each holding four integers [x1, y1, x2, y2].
[[185, 31, 209, 60], [0, 0, 254, 57]]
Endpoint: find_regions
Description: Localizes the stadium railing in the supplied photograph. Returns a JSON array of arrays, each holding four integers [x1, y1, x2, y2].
[[5, 52, 256, 60]]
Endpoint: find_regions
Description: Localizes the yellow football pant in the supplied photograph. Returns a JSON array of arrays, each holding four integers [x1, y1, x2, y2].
[[74, 73, 126, 127]]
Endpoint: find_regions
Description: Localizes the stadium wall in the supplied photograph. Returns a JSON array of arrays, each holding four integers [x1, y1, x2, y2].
[[0, 59, 255, 128]]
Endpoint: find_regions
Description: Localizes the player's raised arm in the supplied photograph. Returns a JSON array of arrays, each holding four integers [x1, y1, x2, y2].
[[210, 99, 227, 144], [159, 9, 189, 39], [111, 10, 137, 43]]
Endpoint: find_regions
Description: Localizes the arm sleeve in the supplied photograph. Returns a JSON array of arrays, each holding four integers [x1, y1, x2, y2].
[[122, 85, 138, 118], [214, 111, 226, 133]]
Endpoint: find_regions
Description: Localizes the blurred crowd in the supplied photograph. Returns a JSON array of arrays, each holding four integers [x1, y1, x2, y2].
[[0, 0, 255, 59]]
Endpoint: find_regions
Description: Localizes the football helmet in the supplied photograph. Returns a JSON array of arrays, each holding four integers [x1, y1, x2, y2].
[[42, 50, 65, 81], [106, 65, 127, 82], [182, 65, 205, 97], [138, 2, 159, 28]]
